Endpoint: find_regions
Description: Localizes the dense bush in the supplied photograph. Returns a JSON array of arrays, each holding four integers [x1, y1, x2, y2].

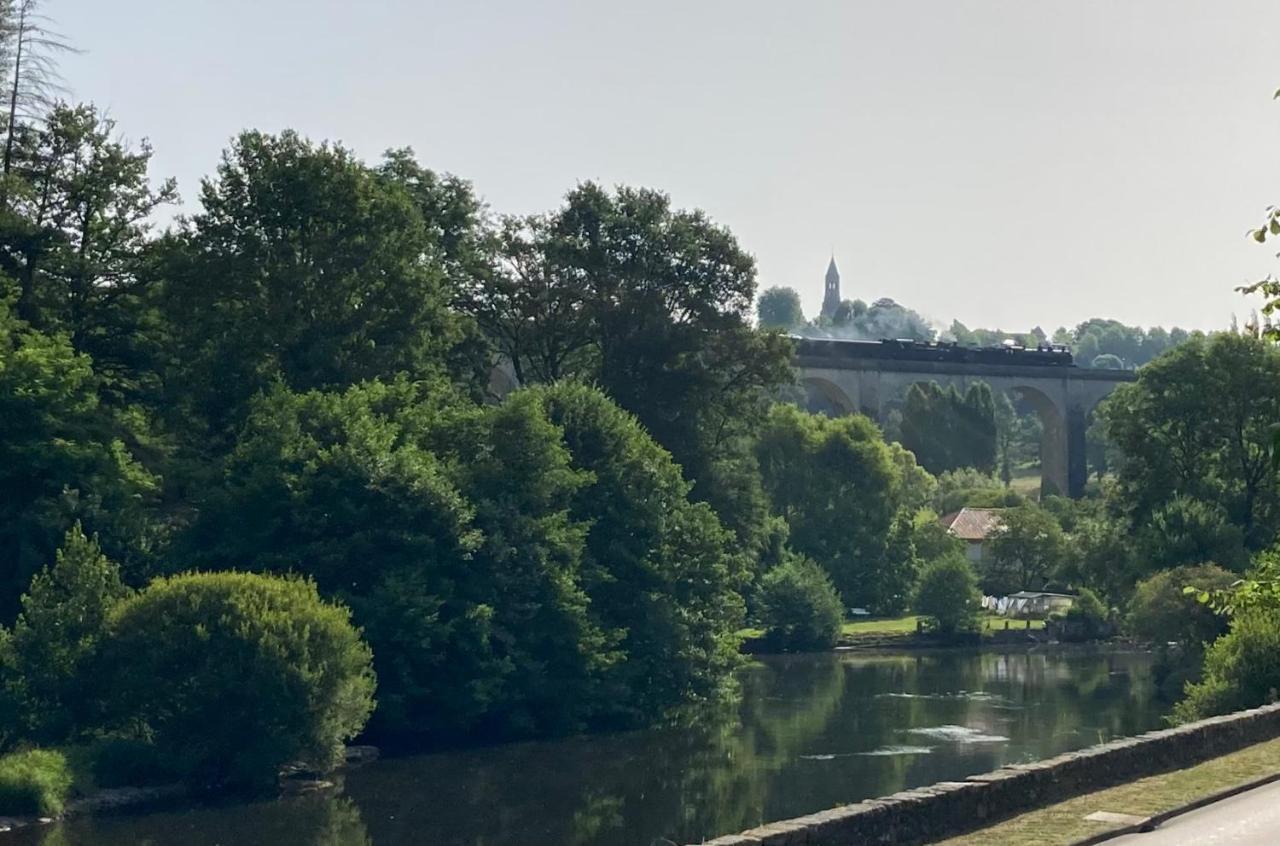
[[914, 556, 980, 635], [0, 749, 73, 817], [1058, 588, 1109, 642], [182, 380, 744, 743], [532, 383, 746, 721], [1173, 610, 1280, 722], [99, 572, 375, 787], [756, 555, 843, 651], [934, 468, 1025, 515], [1127, 564, 1235, 648]]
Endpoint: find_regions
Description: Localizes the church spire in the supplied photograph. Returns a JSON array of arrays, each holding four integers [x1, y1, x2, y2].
[[821, 255, 841, 319]]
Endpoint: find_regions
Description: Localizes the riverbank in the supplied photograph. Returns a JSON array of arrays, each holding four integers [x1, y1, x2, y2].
[[740, 613, 1049, 653], [0, 745, 379, 836]]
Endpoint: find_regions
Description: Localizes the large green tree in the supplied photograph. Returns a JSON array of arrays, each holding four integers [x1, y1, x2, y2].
[[0, 104, 176, 401], [984, 504, 1065, 593], [755, 404, 911, 612], [469, 183, 793, 549], [1103, 333, 1280, 550], [160, 132, 471, 441]]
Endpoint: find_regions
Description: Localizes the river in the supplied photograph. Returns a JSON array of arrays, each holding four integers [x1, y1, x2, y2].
[[5, 648, 1161, 846]]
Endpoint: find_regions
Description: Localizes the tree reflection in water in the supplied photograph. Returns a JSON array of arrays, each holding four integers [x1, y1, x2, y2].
[[12, 649, 1158, 846]]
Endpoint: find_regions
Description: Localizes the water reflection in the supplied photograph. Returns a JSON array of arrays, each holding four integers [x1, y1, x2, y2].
[[7, 649, 1158, 846]]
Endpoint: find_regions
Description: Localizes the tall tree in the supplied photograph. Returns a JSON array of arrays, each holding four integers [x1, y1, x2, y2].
[[899, 381, 997, 475], [160, 132, 469, 441], [0, 104, 176, 393], [755, 404, 908, 612], [0, 0, 77, 178], [1103, 333, 1280, 550], [471, 183, 794, 546]]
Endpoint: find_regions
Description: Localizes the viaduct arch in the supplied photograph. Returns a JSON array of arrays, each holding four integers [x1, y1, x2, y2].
[[794, 344, 1136, 497]]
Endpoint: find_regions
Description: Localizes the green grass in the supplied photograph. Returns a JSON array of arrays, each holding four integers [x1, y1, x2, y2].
[[928, 735, 1280, 845], [740, 614, 1046, 642], [0, 748, 74, 817]]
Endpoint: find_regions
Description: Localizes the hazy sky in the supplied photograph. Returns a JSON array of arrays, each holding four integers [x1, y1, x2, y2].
[[61, 0, 1280, 331]]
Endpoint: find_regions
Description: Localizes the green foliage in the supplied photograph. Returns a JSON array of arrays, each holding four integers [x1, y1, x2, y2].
[[1065, 318, 1194, 370], [1174, 610, 1280, 722], [1060, 588, 1109, 641], [914, 555, 980, 635], [531, 382, 746, 722], [469, 183, 794, 551], [756, 554, 843, 651], [899, 381, 997, 476], [5, 525, 129, 742], [985, 504, 1065, 594], [1104, 333, 1280, 551], [0, 299, 157, 621], [0, 749, 72, 817], [1060, 506, 1138, 601], [756, 286, 805, 330], [182, 379, 744, 742], [160, 131, 469, 439], [934, 467, 1025, 515], [0, 104, 178, 400], [1137, 496, 1247, 574], [910, 510, 966, 565], [1127, 565, 1235, 649], [99, 572, 375, 787], [755, 404, 907, 613]]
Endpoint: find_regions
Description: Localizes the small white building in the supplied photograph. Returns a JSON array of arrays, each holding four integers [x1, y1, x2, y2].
[[939, 507, 1006, 565]]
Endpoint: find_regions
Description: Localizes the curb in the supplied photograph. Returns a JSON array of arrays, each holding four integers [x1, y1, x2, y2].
[[1069, 770, 1280, 846]]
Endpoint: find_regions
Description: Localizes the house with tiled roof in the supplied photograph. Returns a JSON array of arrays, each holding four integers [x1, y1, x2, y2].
[[938, 507, 1006, 565]]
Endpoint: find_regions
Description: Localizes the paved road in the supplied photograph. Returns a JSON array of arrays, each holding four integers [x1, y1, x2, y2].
[[1108, 779, 1280, 845]]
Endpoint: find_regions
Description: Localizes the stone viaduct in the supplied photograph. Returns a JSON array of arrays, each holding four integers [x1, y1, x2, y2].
[[794, 340, 1136, 497]]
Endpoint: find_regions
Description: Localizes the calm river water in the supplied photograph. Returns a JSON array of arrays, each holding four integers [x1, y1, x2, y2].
[[6, 648, 1161, 846]]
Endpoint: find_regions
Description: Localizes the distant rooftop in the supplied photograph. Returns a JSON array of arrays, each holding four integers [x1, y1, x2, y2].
[[939, 507, 1006, 541]]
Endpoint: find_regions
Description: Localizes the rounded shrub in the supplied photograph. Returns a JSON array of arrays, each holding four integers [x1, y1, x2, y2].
[[1127, 564, 1235, 649], [1174, 610, 1280, 722], [914, 555, 980, 635], [99, 572, 376, 787], [757, 555, 843, 651]]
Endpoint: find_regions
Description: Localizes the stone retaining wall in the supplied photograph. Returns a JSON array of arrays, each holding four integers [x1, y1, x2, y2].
[[692, 702, 1280, 846]]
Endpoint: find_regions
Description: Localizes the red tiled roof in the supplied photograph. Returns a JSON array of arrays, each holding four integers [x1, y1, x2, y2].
[[940, 507, 1006, 541]]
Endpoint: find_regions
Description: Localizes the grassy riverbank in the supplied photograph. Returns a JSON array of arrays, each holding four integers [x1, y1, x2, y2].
[[738, 613, 1046, 642], [928, 735, 1280, 846]]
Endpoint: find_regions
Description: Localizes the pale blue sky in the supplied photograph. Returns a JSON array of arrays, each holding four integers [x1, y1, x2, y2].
[[61, 0, 1280, 331]]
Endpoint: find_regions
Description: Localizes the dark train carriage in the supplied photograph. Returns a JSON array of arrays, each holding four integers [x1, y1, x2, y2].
[[791, 336, 1074, 368]]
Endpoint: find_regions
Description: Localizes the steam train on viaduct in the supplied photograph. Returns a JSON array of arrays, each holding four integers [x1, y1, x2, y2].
[[791, 336, 1075, 368]]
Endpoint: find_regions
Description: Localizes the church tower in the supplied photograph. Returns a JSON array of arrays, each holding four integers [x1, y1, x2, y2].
[[821, 256, 841, 319]]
